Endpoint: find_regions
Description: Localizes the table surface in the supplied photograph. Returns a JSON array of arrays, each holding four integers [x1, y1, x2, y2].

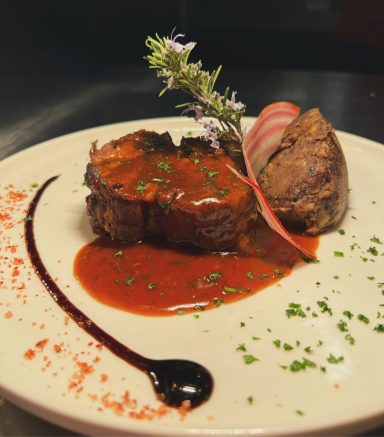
[[0, 65, 383, 436]]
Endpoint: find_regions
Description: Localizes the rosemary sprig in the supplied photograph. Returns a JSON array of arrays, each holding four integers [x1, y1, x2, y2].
[[144, 31, 246, 147]]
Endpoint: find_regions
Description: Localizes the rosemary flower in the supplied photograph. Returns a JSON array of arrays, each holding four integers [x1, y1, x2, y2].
[[145, 31, 246, 147]]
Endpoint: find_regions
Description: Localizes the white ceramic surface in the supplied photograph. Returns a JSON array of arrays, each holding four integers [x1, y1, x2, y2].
[[0, 117, 383, 436]]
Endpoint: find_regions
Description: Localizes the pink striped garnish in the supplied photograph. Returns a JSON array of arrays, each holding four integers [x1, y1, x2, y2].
[[243, 101, 301, 178]]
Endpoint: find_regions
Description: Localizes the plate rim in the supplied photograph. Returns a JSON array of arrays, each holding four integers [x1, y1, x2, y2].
[[0, 116, 383, 436]]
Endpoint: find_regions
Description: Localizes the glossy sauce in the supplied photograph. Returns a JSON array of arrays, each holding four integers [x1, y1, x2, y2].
[[74, 220, 318, 317]]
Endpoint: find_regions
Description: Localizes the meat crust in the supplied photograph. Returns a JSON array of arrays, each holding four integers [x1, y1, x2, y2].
[[85, 130, 257, 251], [257, 108, 348, 234]]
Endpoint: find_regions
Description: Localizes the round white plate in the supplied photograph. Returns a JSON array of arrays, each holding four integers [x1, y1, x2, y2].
[[0, 117, 383, 436]]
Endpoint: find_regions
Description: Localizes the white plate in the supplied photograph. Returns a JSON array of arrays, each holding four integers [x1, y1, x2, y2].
[[0, 117, 384, 436]]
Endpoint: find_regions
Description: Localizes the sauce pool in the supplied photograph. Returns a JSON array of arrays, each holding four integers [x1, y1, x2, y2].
[[74, 220, 318, 316]]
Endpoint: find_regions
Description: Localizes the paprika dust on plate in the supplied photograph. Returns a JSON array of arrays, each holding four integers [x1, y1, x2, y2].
[[74, 219, 318, 317]]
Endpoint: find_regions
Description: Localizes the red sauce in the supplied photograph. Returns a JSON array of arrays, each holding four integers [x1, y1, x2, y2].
[[74, 220, 318, 317]]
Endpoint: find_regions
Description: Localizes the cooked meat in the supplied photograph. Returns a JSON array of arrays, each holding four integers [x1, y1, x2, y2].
[[85, 130, 257, 251], [257, 108, 348, 235]]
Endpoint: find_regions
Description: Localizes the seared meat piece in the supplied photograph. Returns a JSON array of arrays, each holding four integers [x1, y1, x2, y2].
[[257, 108, 348, 235], [85, 130, 257, 251]]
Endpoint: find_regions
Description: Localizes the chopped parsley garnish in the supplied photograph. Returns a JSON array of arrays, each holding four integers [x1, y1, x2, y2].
[[218, 188, 228, 196], [159, 201, 171, 209], [287, 358, 316, 372], [367, 246, 378, 256], [285, 303, 306, 318], [357, 314, 370, 324], [243, 354, 259, 364], [213, 297, 223, 307], [157, 161, 172, 172], [259, 273, 269, 279], [246, 271, 255, 280], [206, 272, 222, 282], [337, 320, 349, 332], [31, 182, 39, 188], [247, 396, 254, 405], [273, 339, 281, 348], [135, 180, 147, 192], [338, 229, 345, 235], [317, 300, 333, 316], [22, 215, 33, 222], [370, 235, 383, 244], [334, 251, 344, 257], [100, 178, 108, 186], [124, 277, 135, 286], [147, 283, 156, 290], [327, 353, 344, 364], [283, 343, 294, 351], [345, 334, 355, 345], [199, 165, 208, 171], [113, 250, 123, 257], [177, 310, 186, 315], [206, 170, 220, 178], [343, 310, 353, 320], [223, 286, 243, 294], [236, 343, 247, 352], [374, 324, 384, 333]]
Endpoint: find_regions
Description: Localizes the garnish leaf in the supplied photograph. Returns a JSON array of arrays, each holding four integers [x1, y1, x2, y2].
[[145, 31, 246, 146]]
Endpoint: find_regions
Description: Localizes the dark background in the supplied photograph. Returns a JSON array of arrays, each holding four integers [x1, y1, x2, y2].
[[0, 0, 383, 158], [1, 0, 384, 73]]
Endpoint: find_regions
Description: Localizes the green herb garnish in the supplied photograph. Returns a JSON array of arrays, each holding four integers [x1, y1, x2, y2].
[[207, 272, 222, 282], [334, 251, 344, 257], [145, 31, 246, 146], [223, 286, 243, 294], [135, 180, 147, 192], [243, 354, 259, 364], [156, 161, 172, 172], [327, 353, 344, 364], [286, 303, 306, 318], [206, 170, 220, 178]]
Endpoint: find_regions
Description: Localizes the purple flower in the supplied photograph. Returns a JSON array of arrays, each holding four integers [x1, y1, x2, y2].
[[225, 91, 245, 111], [166, 31, 196, 53], [226, 99, 245, 111], [202, 121, 220, 149]]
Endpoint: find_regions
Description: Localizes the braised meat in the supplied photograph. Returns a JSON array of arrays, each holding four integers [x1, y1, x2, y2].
[[257, 108, 348, 235], [85, 130, 257, 251]]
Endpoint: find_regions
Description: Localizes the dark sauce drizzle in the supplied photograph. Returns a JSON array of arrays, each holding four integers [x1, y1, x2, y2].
[[24, 176, 213, 408]]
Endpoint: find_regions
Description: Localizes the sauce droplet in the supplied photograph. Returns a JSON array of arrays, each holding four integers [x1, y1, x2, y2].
[[24, 176, 213, 408]]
